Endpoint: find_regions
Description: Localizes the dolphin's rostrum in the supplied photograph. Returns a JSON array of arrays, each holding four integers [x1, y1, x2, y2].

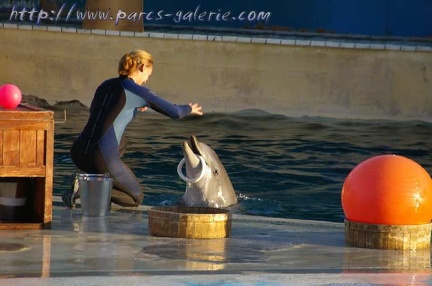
[[176, 135, 238, 208]]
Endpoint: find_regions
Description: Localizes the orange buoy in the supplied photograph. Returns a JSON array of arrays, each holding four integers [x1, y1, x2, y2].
[[341, 154, 432, 225]]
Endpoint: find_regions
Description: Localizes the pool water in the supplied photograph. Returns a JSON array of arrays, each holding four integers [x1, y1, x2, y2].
[[53, 108, 432, 223]]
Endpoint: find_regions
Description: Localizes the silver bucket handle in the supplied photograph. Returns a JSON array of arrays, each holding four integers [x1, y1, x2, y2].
[[79, 173, 112, 181]]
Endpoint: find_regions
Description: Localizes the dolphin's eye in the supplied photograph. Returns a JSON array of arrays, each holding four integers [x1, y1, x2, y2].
[[213, 169, 219, 176]]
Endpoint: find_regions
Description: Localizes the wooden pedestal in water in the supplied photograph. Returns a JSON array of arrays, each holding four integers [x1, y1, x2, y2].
[[148, 206, 232, 239], [0, 104, 54, 229], [345, 220, 432, 250]]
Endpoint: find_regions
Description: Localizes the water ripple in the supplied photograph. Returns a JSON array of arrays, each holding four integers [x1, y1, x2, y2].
[[53, 109, 432, 223]]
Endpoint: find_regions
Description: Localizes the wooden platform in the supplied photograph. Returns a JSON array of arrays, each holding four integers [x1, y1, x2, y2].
[[0, 104, 54, 229]]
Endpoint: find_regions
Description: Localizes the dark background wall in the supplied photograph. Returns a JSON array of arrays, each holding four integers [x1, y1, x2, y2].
[[144, 0, 432, 38], [2, 0, 432, 38]]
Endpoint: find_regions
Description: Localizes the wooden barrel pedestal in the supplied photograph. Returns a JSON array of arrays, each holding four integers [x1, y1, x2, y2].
[[148, 206, 232, 239], [345, 220, 432, 250]]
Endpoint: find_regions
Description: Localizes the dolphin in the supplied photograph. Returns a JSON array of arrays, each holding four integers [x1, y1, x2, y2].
[[176, 135, 238, 208]]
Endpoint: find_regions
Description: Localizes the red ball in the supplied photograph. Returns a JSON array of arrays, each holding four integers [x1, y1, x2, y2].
[[0, 84, 22, 109], [341, 155, 432, 225]]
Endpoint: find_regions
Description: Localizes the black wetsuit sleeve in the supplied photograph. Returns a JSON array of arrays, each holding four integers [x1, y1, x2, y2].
[[122, 79, 192, 119]]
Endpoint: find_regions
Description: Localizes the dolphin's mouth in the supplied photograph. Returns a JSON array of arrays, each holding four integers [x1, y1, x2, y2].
[[177, 135, 209, 183], [189, 135, 203, 156], [177, 155, 209, 183]]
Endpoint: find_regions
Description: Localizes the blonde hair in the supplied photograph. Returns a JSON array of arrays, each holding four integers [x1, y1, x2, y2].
[[118, 50, 153, 76]]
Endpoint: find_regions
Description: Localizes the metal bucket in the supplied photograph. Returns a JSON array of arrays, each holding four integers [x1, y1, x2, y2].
[[78, 173, 113, 217], [0, 178, 31, 221]]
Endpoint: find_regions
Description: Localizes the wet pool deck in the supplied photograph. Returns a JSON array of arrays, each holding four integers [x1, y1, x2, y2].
[[1, 196, 431, 285]]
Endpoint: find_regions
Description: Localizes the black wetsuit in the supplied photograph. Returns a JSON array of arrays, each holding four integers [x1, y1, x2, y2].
[[70, 76, 192, 207]]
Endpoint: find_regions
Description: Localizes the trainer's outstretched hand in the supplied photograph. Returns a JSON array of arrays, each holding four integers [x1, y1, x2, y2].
[[189, 103, 203, 116]]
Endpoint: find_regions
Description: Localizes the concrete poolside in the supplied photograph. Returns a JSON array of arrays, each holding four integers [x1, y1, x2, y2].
[[0, 197, 431, 285]]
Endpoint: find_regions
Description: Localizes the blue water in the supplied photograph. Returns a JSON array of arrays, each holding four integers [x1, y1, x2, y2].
[[53, 108, 432, 223]]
